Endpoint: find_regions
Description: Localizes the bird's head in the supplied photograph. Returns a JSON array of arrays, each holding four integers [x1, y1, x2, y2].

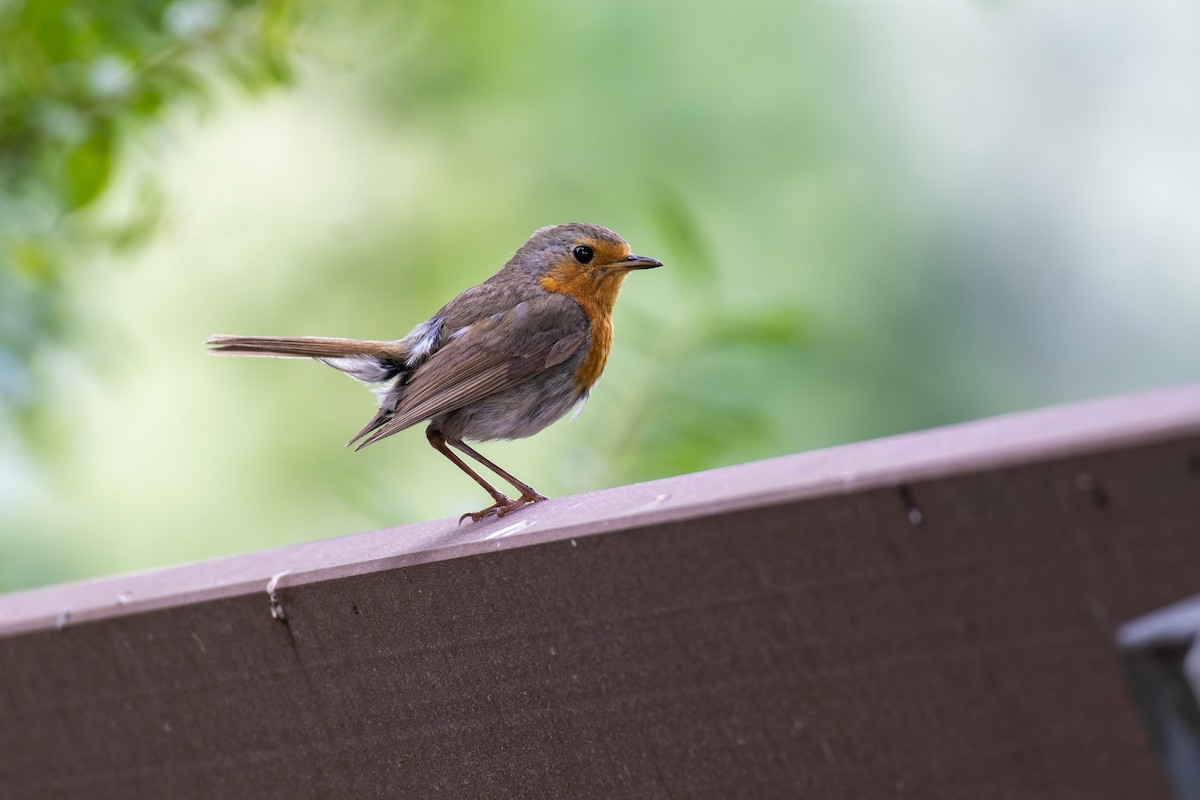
[[511, 223, 662, 312]]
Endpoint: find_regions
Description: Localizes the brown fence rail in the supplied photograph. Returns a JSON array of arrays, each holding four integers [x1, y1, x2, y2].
[[3, 383, 1200, 799]]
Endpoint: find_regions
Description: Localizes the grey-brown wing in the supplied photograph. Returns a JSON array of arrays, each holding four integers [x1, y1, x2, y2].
[[354, 293, 587, 448]]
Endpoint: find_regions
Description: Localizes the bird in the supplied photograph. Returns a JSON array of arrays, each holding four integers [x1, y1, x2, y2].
[[207, 223, 663, 523]]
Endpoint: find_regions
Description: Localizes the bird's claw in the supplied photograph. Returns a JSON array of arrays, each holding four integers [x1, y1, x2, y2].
[[459, 492, 548, 525], [458, 495, 510, 525]]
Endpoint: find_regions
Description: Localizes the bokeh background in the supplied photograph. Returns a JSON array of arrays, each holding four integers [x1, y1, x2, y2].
[[2, 0, 1197, 592]]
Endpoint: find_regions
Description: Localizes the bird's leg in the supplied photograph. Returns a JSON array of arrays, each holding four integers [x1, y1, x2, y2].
[[449, 438, 549, 502], [425, 427, 512, 524], [447, 437, 548, 521]]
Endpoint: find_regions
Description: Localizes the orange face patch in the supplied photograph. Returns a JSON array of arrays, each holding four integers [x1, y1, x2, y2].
[[539, 237, 635, 392]]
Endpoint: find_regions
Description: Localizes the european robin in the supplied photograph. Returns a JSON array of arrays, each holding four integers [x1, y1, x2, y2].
[[207, 223, 662, 523]]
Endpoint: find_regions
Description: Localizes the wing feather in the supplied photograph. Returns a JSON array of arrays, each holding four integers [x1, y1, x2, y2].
[[354, 294, 587, 449]]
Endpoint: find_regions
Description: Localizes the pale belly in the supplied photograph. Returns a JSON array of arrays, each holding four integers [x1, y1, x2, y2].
[[433, 356, 587, 442]]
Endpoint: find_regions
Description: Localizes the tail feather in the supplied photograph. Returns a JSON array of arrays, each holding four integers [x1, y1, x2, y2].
[[345, 406, 394, 448], [206, 334, 408, 361], [208, 334, 412, 444]]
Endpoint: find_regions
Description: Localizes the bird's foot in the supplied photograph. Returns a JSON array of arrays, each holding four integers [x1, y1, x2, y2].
[[459, 491, 548, 525]]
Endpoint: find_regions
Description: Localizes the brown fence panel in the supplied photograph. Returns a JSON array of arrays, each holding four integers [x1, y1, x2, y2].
[[3, 384, 1200, 799]]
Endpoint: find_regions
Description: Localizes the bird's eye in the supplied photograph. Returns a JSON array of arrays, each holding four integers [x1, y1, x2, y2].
[[572, 245, 594, 265]]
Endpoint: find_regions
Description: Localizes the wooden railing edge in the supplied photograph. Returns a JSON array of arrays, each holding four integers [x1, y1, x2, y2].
[[2, 380, 1198, 638]]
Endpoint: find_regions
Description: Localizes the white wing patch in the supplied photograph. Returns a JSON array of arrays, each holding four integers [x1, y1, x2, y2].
[[404, 318, 442, 366], [318, 356, 395, 383]]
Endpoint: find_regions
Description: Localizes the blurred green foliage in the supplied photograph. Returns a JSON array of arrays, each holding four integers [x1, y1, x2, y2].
[[0, 0, 294, 422], [2, 0, 1198, 592]]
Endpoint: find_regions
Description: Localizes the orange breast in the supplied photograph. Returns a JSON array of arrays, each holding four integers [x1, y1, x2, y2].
[[540, 267, 628, 392]]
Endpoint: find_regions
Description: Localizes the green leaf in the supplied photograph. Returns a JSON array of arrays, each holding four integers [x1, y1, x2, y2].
[[7, 240, 60, 285], [706, 308, 811, 348], [650, 189, 714, 283], [64, 128, 112, 209]]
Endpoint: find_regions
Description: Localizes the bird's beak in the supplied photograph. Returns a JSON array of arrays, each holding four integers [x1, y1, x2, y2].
[[619, 253, 664, 270]]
